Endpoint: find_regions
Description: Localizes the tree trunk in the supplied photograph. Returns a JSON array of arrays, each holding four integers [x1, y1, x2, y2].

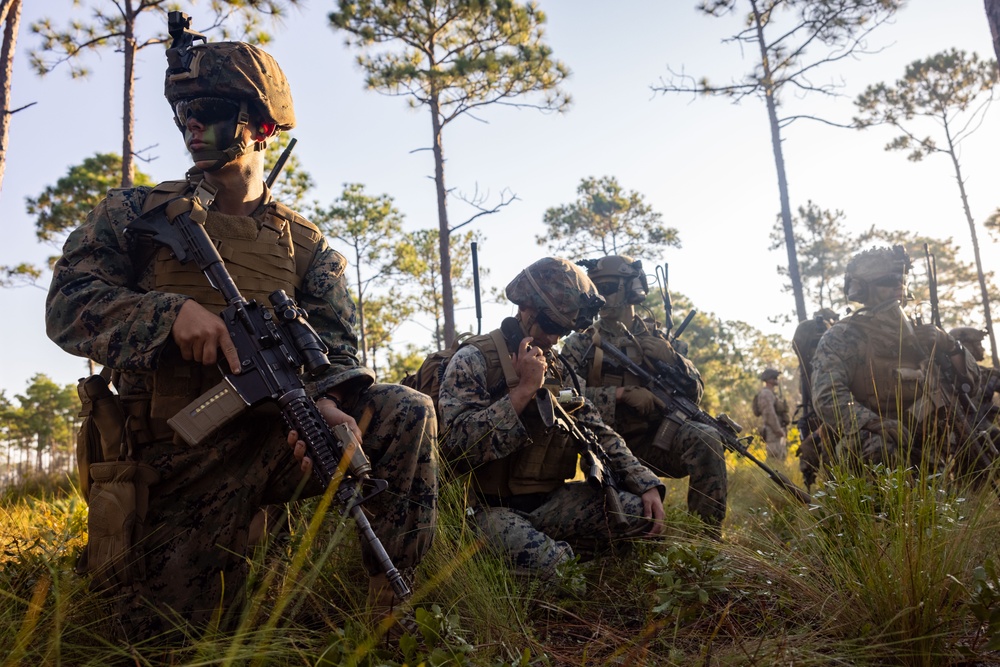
[[430, 94, 456, 346], [752, 0, 808, 322], [987, 0, 1000, 67], [0, 0, 21, 198], [945, 135, 999, 366], [121, 0, 136, 188]]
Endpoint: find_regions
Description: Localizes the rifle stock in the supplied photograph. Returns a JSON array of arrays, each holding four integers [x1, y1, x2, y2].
[[597, 339, 813, 506]]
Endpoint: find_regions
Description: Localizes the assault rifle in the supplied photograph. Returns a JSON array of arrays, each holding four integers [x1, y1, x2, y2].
[[598, 338, 813, 505], [536, 389, 629, 530], [500, 317, 628, 529], [125, 187, 411, 599]]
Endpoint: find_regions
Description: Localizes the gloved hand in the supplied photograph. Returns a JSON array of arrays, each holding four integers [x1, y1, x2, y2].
[[617, 386, 664, 416], [639, 335, 677, 366], [861, 418, 911, 447]]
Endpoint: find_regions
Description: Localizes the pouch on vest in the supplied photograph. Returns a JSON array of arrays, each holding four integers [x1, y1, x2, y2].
[[76, 369, 126, 500], [77, 460, 160, 592], [75, 368, 161, 592]]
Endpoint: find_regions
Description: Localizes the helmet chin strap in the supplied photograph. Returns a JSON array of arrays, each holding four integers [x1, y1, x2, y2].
[[187, 102, 266, 171]]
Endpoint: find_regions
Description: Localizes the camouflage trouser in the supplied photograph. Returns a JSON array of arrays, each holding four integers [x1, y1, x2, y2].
[[118, 383, 437, 638], [629, 420, 727, 527], [470, 482, 652, 579]]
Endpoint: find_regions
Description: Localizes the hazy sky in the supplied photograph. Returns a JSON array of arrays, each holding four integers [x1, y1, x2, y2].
[[2, 1, 999, 397]]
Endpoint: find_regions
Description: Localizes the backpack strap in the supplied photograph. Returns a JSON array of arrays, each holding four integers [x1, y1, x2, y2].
[[488, 329, 520, 389]]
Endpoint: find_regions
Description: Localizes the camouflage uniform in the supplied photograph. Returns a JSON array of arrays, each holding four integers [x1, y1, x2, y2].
[[46, 158, 436, 636], [792, 311, 838, 487], [561, 316, 727, 528], [811, 245, 988, 474], [438, 258, 662, 578], [811, 303, 982, 471], [439, 343, 663, 578]]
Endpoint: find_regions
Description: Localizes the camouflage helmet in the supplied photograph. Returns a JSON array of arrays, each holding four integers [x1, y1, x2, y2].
[[165, 41, 295, 131], [844, 245, 912, 303], [760, 368, 781, 382], [506, 257, 605, 331], [576, 255, 649, 307], [949, 327, 987, 361], [949, 327, 987, 344]]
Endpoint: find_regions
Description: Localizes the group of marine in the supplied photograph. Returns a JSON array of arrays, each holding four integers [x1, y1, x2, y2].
[[42, 20, 1000, 644]]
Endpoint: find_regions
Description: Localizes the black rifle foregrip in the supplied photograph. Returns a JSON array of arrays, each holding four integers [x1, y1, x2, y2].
[[281, 391, 343, 488]]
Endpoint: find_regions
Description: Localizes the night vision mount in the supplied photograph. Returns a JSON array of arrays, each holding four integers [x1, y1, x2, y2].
[[166, 11, 207, 77]]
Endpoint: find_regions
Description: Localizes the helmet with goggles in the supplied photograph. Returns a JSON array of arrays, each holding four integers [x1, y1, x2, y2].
[[505, 257, 605, 335], [844, 245, 911, 304], [163, 12, 294, 170], [576, 255, 648, 308]]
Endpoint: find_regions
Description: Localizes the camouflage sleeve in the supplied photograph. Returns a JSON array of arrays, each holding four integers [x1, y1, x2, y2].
[[438, 344, 531, 468], [296, 237, 375, 395], [570, 398, 664, 497], [810, 324, 878, 433], [45, 190, 190, 371]]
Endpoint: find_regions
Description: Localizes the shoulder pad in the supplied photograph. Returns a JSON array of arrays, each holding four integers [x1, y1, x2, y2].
[[266, 201, 326, 280], [140, 180, 192, 215]]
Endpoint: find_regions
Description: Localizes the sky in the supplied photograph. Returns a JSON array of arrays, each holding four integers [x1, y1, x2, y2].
[[2, 1, 999, 398]]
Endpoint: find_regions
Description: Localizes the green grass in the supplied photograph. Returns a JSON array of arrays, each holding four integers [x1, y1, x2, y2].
[[3, 454, 1000, 666]]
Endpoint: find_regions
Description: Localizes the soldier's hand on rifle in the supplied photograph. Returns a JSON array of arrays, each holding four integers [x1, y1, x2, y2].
[[862, 418, 911, 447], [286, 397, 362, 476], [172, 299, 242, 373], [640, 488, 665, 536], [510, 337, 546, 414], [616, 386, 664, 417], [287, 429, 313, 476], [639, 335, 677, 366]]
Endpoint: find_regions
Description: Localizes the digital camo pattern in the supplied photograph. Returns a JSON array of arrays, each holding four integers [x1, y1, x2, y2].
[[45, 187, 437, 637], [811, 307, 984, 470], [470, 482, 653, 579], [438, 343, 662, 573], [504, 257, 602, 327], [46, 185, 372, 393], [812, 316, 904, 439], [560, 317, 727, 527], [165, 42, 296, 130]]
